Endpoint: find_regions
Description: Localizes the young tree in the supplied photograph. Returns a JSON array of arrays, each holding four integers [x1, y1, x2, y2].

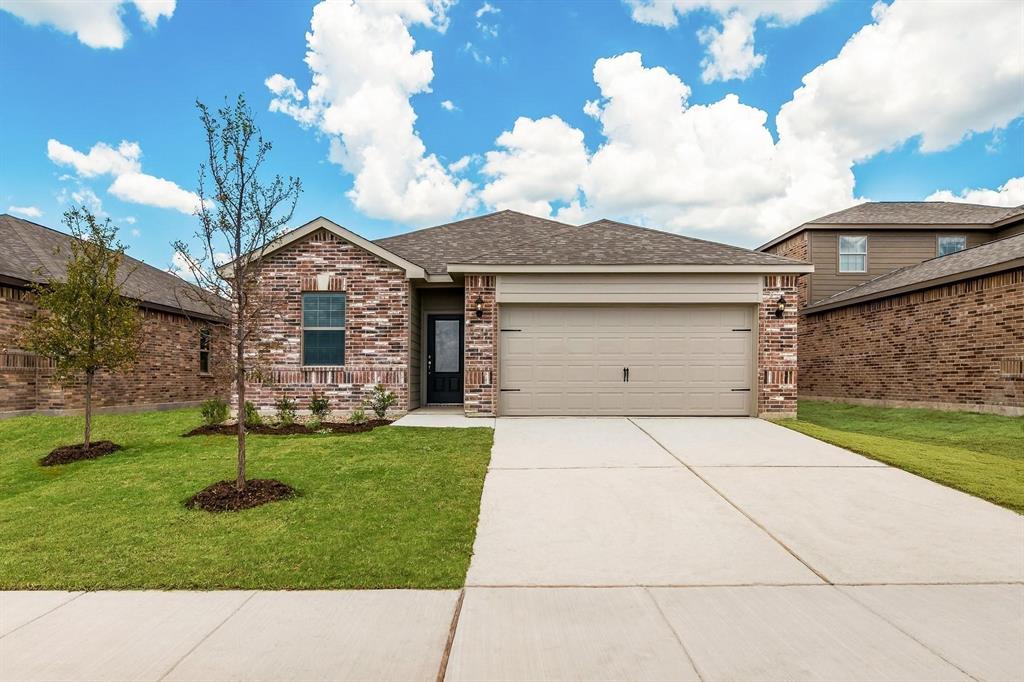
[[173, 94, 301, 492], [20, 207, 142, 451]]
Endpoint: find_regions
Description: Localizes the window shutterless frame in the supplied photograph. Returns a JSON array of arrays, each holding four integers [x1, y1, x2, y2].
[[199, 327, 211, 374], [838, 235, 868, 273], [301, 292, 346, 366], [936, 235, 967, 257]]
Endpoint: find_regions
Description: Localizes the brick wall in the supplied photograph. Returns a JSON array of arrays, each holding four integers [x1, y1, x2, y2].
[[801, 269, 1024, 415], [464, 275, 497, 417], [242, 229, 411, 416], [764, 233, 810, 309], [758, 276, 799, 418], [1, 285, 228, 414]]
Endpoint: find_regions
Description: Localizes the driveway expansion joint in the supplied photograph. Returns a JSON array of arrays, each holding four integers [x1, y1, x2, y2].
[[435, 589, 465, 682], [0, 590, 86, 640], [155, 590, 257, 682]]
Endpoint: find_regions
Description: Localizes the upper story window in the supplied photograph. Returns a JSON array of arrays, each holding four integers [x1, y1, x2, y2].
[[838, 235, 867, 273], [302, 292, 345, 366], [937, 235, 967, 257], [199, 327, 211, 374]]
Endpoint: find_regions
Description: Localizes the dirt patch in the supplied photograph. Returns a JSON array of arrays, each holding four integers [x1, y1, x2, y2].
[[185, 478, 296, 512], [40, 441, 122, 466], [183, 420, 391, 437]]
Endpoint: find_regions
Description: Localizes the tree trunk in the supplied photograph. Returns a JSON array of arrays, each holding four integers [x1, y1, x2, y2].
[[235, 315, 246, 492], [83, 370, 93, 451]]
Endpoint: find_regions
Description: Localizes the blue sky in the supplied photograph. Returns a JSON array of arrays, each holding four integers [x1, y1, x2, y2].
[[1, 0, 1021, 271]]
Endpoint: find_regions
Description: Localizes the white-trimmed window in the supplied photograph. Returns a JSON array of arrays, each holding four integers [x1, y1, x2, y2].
[[838, 235, 867, 272], [937, 235, 967, 256], [302, 292, 345, 366]]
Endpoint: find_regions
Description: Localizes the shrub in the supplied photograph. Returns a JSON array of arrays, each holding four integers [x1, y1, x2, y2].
[[306, 415, 322, 431], [275, 396, 297, 426], [309, 391, 331, 420], [365, 383, 397, 419], [349, 408, 368, 425], [199, 398, 229, 425], [244, 401, 262, 427]]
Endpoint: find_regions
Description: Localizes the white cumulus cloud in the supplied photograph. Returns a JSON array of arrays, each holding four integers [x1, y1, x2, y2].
[[48, 138, 201, 215], [926, 177, 1024, 207], [626, 0, 829, 82], [0, 0, 175, 49], [266, 0, 474, 226], [440, 99, 458, 111], [7, 205, 42, 218]]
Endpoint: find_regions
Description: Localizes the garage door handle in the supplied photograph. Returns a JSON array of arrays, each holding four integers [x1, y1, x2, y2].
[[623, 367, 630, 382], [732, 328, 751, 332], [500, 388, 521, 392], [731, 388, 751, 392]]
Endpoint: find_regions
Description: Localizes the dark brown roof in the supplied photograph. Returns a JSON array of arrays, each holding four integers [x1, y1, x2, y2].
[[376, 210, 803, 273], [807, 202, 1024, 225], [804, 232, 1024, 313], [0, 214, 227, 321]]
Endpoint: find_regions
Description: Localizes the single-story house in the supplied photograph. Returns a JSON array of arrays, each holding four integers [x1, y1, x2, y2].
[[237, 211, 813, 419], [0, 214, 228, 417], [798, 232, 1024, 416]]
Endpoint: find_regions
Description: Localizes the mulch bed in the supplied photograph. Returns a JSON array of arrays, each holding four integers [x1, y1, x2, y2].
[[182, 420, 391, 437], [185, 478, 296, 512], [40, 441, 121, 466]]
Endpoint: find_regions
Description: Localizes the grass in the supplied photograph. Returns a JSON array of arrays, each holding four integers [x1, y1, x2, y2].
[[777, 400, 1024, 513], [0, 409, 493, 590]]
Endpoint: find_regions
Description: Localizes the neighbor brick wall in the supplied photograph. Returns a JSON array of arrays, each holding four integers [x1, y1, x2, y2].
[[242, 229, 411, 416], [464, 275, 497, 417], [764, 233, 810, 308], [800, 268, 1024, 414], [1, 285, 228, 414], [758, 276, 799, 418]]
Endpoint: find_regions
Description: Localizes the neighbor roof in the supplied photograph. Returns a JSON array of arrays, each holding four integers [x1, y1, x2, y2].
[[803, 232, 1024, 313], [0, 214, 227, 321], [375, 211, 807, 275], [757, 202, 1024, 251]]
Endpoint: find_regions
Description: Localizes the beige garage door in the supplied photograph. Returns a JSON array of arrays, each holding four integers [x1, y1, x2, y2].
[[499, 304, 755, 416]]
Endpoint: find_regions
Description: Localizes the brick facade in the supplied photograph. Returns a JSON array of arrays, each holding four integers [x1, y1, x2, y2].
[[800, 269, 1024, 416], [1, 285, 227, 415], [758, 276, 800, 418], [463, 275, 497, 417], [242, 229, 411, 416], [764, 233, 810, 308]]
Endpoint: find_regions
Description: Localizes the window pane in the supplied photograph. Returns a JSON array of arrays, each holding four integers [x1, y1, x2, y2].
[[839, 254, 866, 272], [839, 236, 866, 254], [303, 330, 345, 365], [199, 328, 211, 351], [938, 236, 966, 256], [200, 351, 209, 374], [302, 293, 345, 328], [434, 319, 460, 372]]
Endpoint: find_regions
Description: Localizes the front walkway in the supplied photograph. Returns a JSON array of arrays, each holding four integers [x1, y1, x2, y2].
[[2, 418, 1022, 681]]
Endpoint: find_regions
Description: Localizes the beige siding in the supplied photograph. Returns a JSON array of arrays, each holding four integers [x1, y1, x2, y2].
[[496, 273, 762, 304], [996, 222, 1024, 239], [809, 230, 991, 303]]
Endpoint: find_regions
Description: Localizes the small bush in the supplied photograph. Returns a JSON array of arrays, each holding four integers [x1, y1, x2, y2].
[[365, 383, 397, 419], [275, 396, 297, 426], [349, 408, 368, 425], [244, 401, 262, 427], [306, 415, 322, 431], [309, 391, 331, 420], [199, 399, 229, 425]]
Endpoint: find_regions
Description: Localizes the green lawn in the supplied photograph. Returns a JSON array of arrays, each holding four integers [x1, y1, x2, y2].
[[777, 401, 1024, 513], [0, 409, 493, 590]]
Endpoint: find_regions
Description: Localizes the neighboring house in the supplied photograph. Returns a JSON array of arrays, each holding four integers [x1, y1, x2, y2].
[[236, 211, 812, 419], [758, 202, 1024, 416], [0, 214, 228, 417]]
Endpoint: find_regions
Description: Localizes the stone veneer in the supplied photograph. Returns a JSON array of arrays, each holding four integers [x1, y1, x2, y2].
[[463, 275, 497, 416], [800, 269, 1024, 416], [242, 229, 411, 416], [1, 284, 227, 415], [758, 276, 800, 418]]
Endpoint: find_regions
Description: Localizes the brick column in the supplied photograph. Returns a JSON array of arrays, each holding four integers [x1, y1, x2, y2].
[[758, 275, 799, 419], [464, 275, 497, 417]]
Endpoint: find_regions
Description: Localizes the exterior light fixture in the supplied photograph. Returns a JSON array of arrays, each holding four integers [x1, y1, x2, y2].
[[475, 296, 484, 318], [774, 295, 787, 319]]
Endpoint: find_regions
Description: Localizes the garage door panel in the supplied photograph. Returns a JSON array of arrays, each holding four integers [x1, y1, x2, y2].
[[500, 304, 754, 416]]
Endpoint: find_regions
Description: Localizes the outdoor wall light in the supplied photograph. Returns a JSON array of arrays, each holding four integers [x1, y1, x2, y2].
[[475, 296, 484, 318], [774, 295, 787, 319]]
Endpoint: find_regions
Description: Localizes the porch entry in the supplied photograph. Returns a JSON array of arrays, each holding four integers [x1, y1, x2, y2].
[[426, 314, 464, 404]]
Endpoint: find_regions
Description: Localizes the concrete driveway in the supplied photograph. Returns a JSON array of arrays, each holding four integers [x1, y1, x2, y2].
[[3, 417, 1022, 682]]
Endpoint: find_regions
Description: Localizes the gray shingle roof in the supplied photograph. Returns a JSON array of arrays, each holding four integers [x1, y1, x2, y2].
[[376, 210, 804, 273], [805, 232, 1024, 312], [0, 214, 227, 321], [807, 202, 1024, 225]]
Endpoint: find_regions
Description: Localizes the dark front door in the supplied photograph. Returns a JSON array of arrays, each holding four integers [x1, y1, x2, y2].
[[426, 314, 464, 404]]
